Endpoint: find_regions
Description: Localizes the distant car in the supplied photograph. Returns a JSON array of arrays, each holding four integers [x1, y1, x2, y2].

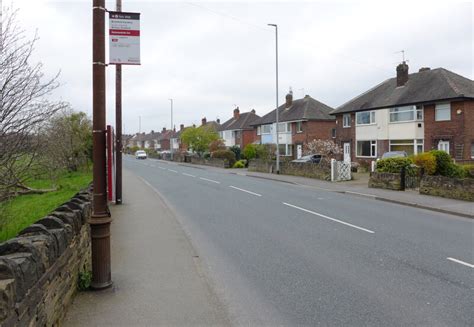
[[291, 154, 322, 163], [135, 150, 147, 159], [381, 151, 408, 159]]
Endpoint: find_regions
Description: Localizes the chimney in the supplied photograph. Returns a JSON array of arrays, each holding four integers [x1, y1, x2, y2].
[[285, 91, 293, 108], [217, 118, 220, 124], [419, 67, 430, 72], [162, 127, 166, 133], [251, 109, 256, 114], [151, 130, 154, 134], [180, 124, 184, 131], [173, 126, 176, 132], [192, 124, 196, 128], [233, 107, 240, 119], [396, 61, 409, 87], [201, 117, 207, 125]]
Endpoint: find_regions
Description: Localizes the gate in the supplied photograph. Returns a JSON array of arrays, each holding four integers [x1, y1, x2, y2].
[[331, 159, 352, 182]]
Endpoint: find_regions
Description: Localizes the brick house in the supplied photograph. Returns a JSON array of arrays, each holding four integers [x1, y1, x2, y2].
[[218, 107, 260, 148], [251, 92, 336, 158], [331, 63, 474, 163], [158, 127, 178, 152]]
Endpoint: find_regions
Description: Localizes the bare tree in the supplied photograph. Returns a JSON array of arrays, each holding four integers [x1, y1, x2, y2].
[[0, 7, 64, 200]]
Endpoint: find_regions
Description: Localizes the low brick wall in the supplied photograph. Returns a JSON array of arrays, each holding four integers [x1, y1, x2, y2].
[[420, 175, 474, 201], [368, 172, 403, 190], [0, 188, 92, 326], [190, 157, 229, 168]]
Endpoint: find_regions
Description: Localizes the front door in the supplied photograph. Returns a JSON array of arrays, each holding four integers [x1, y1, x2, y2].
[[438, 140, 450, 154], [297, 144, 302, 159], [343, 142, 351, 163]]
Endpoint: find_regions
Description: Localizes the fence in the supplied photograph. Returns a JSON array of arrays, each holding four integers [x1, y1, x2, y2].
[[331, 159, 351, 182]]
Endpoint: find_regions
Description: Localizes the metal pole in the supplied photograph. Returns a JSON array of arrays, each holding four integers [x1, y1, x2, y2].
[[90, 0, 112, 289], [268, 24, 280, 173], [115, 0, 122, 205], [169, 98, 173, 160]]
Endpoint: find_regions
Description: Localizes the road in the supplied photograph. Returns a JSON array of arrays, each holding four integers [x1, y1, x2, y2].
[[124, 156, 473, 326]]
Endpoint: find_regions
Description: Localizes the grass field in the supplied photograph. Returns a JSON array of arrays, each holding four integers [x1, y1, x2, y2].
[[0, 169, 92, 242]]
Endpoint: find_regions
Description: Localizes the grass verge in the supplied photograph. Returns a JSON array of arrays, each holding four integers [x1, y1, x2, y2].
[[0, 169, 92, 242]]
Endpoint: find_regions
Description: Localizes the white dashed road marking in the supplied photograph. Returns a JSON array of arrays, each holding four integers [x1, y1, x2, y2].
[[182, 173, 196, 178], [447, 257, 474, 268], [199, 177, 220, 184], [229, 186, 262, 197]]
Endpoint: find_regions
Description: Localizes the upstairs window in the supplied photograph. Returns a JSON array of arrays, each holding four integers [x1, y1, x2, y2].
[[277, 122, 291, 133], [435, 103, 451, 121], [257, 126, 261, 135], [343, 114, 351, 128], [261, 125, 272, 134], [389, 105, 423, 122], [356, 111, 376, 125], [331, 128, 336, 138], [296, 121, 303, 133]]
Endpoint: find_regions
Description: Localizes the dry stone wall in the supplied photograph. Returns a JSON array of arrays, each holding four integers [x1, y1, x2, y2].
[[0, 187, 92, 326]]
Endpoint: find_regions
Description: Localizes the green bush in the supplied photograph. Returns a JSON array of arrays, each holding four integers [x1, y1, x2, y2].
[[461, 164, 474, 178], [429, 150, 453, 176], [412, 152, 437, 175], [211, 150, 236, 167], [233, 160, 245, 168], [242, 144, 257, 160], [376, 157, 413, 174], [229, 145, 241, 161]]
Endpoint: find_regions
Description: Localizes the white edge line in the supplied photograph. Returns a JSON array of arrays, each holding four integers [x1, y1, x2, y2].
[[182, 173, 196, 178], [282, 202, 375, 234], [199, 177, 220, 184], [229, 185, 262, 197], [447, 257, 474, 268]]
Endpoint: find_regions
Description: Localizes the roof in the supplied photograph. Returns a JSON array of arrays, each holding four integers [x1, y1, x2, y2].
[[332, 68, 474, 115], [252, 95, 335, 126], [202, 120, 221, 131], [218, 111, 261, 131]]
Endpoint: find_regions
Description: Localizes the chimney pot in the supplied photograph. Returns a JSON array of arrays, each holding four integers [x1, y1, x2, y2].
[[251, 109, 256, 114], [162, 127, 166, 133], [396, 61, 409, 87], [233, 107, 240, 119], [217, 118, 220, 124], [419, 67, 430, 72], [201, 117, 207, 125], [180, 124, 184, 131], [285, 92, 293, 108]]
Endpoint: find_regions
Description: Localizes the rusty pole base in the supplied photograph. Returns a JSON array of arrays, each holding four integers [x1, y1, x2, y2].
[[89, 213, 113, 290]]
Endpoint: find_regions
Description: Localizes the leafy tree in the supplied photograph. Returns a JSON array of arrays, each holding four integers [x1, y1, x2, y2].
[[180, 126, 218, 157], [209, 139, 226, 152]]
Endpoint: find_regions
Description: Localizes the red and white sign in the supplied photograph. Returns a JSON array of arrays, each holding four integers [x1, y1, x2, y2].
[[109, 11, 140, 65]]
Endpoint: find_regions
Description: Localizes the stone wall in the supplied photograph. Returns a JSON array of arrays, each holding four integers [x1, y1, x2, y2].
[[0, 188, 92, 326], [190, 157, 229, 168], [248, 160, 331, 180], [368, 172, 403, 190], [420, 175, 474, 201]]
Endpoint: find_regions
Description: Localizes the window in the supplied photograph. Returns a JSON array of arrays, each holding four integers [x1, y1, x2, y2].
[[356, 111, 376, 125], [471, 143, 474, 159], [435, 103, 451, 121], [331, 128, 336, 138], [262, 125, 271, 134], [278, 144, 293, 156], [389, 105, 423, 123], [356, 140, 377, 157], [257, 126, 261, 135], [277, 122, 291, 133], [343, 114, 351, 128], [389, 139, 424, 155], [438, 140, 450, 153], [296, 121, 303, 133]]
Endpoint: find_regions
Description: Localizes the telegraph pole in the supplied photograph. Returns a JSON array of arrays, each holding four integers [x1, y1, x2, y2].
[[115, 0, 122, 204], [90, 0, 112, 289], [169, 98, 173, 160], [268, 23, 280, 173]]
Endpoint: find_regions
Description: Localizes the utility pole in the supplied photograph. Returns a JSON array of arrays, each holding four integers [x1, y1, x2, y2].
[[115, 0, 122, 205], [268, 23, 280, 174], [91, 0, 112, 289], [169, 98, 173, 160]]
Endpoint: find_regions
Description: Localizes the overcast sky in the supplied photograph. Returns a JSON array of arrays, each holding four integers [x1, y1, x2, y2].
[[10, 0, 473, 134]]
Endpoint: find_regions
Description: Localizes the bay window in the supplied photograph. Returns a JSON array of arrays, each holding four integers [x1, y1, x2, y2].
[[389, 139, 424, 155], [356, 140, 377, 157]]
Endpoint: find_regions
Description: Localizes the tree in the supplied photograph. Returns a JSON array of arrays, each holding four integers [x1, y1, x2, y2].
[[209, 139, 226, 153], [303, 139, 342, 165], [0, 8, 64, 200], [180, 126, 218, 156]]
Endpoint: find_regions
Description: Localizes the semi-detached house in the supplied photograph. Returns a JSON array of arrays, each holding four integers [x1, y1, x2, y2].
[[251, 92, 336, 159], [331, 63, 474, 163], [218, 107, 260, 148]]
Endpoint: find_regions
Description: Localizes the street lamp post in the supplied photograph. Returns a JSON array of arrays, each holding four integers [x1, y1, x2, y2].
[[268, 23, 280, 174], [169, 98, 173, 160]]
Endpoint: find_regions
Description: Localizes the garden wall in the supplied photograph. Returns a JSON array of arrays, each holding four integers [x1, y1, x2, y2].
[[248, 160, 331, 180], [368, 172, 403, 190], [190, 157, 229, 168], [0, 188, 92, 326], [420, 175, 474, 201]]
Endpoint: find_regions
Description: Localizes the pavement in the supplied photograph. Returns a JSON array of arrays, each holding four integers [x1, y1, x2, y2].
[[63, 169, 231, 326], [105, 156, 473, 326], [177, 163, 473, 218]]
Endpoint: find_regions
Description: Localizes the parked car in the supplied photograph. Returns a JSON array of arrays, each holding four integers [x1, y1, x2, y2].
[[381, 151, 408, 159], [135, 150, 147, 159], [291, 154, 322, 163]]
